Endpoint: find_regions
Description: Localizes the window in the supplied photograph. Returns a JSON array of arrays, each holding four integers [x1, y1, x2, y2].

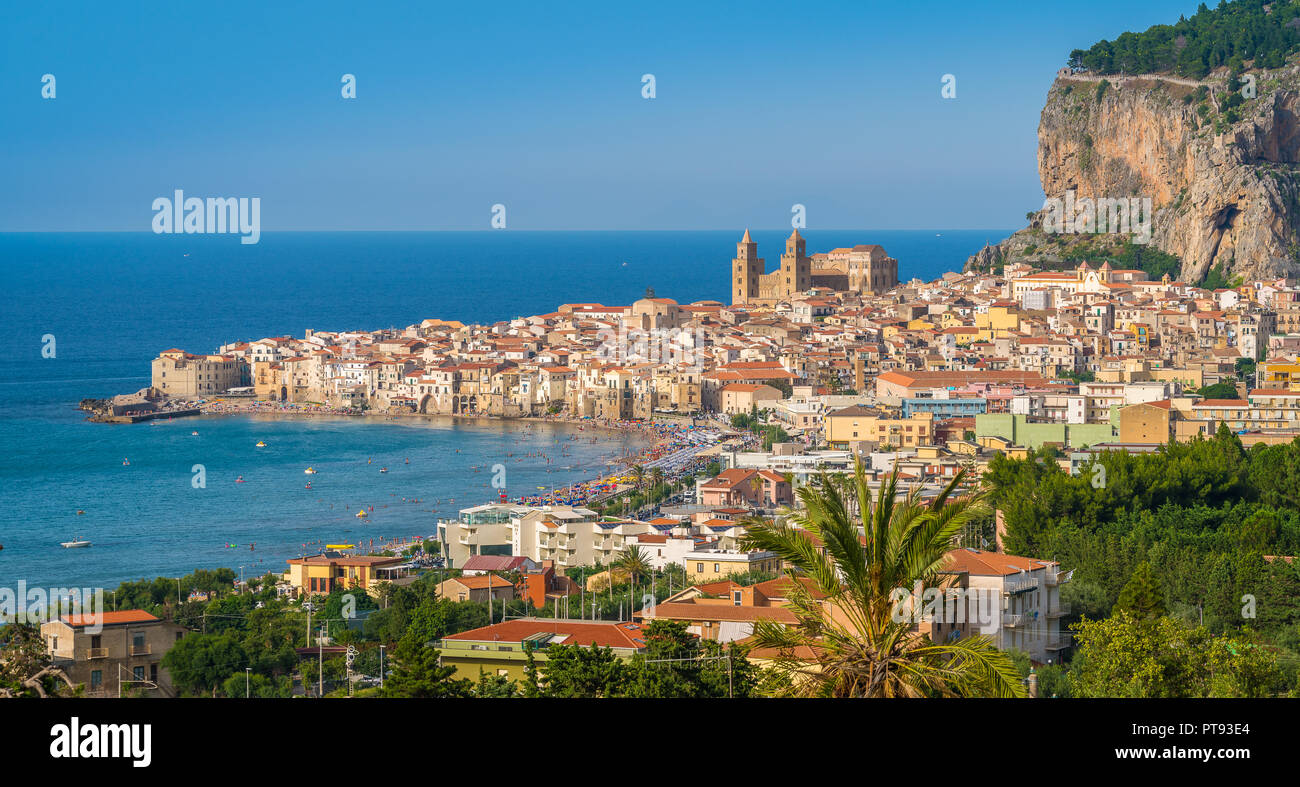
[[150, 664, 158, 683], [90, 670, 102, 688], [714, 563, 720, 573], [133, 666, 145, 681], [132, 632, 145, 650], [696, 563, 704, 572]]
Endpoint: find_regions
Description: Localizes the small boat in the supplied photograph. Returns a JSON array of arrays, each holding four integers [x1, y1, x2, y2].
[[355, 510, 367, 518], [304, 467, 318, 474], [379, 467, 388, 473], [191, 431, 199, 436], [255, 441, 267, 448], [236, 476, 246, 483], [61, 538, 91, 549]]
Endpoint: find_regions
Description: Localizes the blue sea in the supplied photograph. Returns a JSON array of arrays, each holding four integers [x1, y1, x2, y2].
[[0, 230, 1005, 591]]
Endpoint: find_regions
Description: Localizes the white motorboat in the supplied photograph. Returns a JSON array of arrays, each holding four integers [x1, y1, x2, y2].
[[61, 538, 91, 549]]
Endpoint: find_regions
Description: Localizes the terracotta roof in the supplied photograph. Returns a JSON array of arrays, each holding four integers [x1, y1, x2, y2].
[[942, 548, 1055, 576], [61, 610, 160, 628], [649, 602, 799, 624], [444, 574, 512, 591], [443, 619, 647, 650]]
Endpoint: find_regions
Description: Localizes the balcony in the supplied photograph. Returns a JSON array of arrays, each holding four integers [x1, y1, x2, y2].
[[1048, 604, 1071, 618], [1002, 614, 1025, 628], [1045, 633, 1074, 650], [1044, 568, 1073, 586], [1003, 575, 1040, 595], [130, 644, 152, 656], [86, 648, 109, 660]]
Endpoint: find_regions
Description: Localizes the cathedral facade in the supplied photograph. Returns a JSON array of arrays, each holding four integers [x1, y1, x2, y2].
[[731, 229, 898, 305]]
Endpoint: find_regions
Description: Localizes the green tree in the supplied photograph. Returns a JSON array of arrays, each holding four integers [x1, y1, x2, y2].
[[1070, 613, 1282, 698], [162, 632, 248, 696], [473, 669, 520, 698], [220, 672, 293, 698], [1197, 381, 1239, 400], [0, 623, 76, 697], [612, 544, 652, 605], [739, 460, 1024, 697], [378, 638, 472, 698], [531, 643, 628, 697], [1114, 561, 1167, 619]]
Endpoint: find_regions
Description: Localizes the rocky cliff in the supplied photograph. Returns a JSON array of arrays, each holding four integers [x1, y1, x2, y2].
[[968, 67, 1300, 282]]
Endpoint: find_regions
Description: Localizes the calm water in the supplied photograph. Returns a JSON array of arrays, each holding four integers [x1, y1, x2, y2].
[[0, 230, 1002, 590]]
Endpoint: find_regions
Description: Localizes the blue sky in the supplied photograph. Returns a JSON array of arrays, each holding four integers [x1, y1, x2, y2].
[[1, 0, 1202, 231]]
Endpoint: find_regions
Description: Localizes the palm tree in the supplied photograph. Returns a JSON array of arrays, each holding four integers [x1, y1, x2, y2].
[[649, 467, 664, 502], [631, 464, 646, 493], [612, 544, 652, 616], [739, 459, 1025, 698]]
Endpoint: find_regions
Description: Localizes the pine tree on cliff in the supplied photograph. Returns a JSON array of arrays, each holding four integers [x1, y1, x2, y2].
[[1113, 562, 1167, 621]]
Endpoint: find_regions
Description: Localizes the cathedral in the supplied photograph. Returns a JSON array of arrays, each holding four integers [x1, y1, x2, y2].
[[731, 229, 898, 305]]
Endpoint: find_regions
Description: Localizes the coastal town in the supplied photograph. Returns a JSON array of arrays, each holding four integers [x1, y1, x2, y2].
[[14, 0, 1300, 774], [19, 229, 1300, 701], [123, 229, 1287, 456]]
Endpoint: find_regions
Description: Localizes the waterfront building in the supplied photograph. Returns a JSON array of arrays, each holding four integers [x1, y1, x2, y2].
[[151, 349, 246, 397], [284, 552, 412, 597]]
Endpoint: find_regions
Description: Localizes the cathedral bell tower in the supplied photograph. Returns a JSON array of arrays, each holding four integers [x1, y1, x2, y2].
[[733, 228, 763, 304], [779, 229, 811, 296]]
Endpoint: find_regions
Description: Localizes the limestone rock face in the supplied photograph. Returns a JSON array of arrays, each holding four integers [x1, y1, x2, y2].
[[968, 69, 1300, 282]]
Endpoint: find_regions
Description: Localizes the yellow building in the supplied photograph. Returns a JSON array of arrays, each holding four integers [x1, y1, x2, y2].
[[975, 303, 1021, 339], [1117, 400, 1173, 443], [284, 553, 411, 597], [1260, 358, 1300, 391], [683, 549, 781, 582], [824, 405, 934, 449]]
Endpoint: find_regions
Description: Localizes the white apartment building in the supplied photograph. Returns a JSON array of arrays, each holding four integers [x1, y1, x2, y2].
[[944, 548, 1073, 664], [628, 533, 699, 570], [436, 503, 517, 567], [511, 506, 652, 569]]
